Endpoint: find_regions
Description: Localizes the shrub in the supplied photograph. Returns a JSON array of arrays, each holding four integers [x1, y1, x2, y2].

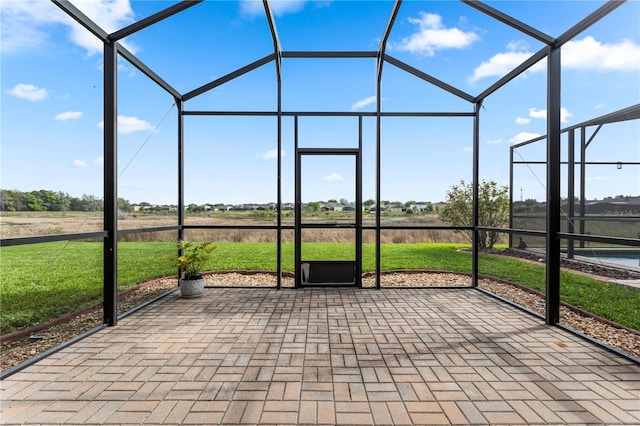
[[439, 180, 509, 248]]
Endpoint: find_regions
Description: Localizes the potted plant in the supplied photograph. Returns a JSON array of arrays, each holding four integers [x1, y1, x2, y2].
[[169, 240, 217, 298]]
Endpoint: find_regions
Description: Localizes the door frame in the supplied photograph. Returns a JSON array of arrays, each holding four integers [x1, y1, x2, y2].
[[294, 146, 362, 288]]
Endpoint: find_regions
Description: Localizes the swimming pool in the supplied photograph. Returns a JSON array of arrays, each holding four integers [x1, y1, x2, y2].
[[580, 253, 640, 268]]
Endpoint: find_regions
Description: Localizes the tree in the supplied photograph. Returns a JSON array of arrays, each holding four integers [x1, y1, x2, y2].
[[81, 194, 102, 211], [23, 192, 45, 211], [69, 196, 83, 211], [438, 180, 509, 249], [0, 190, 15, 211], [306, 201, 320, 213], [339, 198, 348, 205], [363, 199, 375, 208], [118, 197, 133, 213]]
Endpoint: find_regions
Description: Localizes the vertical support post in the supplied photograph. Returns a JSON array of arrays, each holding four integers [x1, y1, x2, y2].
[[471, 101, 482, 287], [375, 59, 382, 290], [567, 129, 575, 258], [276, 66, 283, 289], [294, 116, 301, 288], [509, 147, 514, 248], [579, 127, 586, 247], [356, 117, 363, 288], [546, 45, 561, 325], [177, 99, 185, 244], [103, 42, 118, 326]]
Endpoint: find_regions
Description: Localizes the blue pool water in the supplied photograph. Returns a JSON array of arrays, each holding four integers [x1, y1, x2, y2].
[[581, 254, 640, 268]]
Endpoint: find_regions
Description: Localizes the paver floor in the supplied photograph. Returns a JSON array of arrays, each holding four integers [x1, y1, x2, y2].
[[1, 287, 639, 425]]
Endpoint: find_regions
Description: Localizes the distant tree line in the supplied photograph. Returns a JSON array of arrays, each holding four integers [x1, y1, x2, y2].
[[0, 189, 133, 213]]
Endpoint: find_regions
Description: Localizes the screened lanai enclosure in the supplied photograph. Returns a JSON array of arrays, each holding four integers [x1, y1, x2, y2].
[[1, 0, 639, 370]]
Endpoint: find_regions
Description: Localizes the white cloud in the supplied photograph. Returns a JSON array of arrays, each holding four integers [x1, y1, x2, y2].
[[528, 107, 573, 123], [470, 36, 640, 82], [351, 96, 377, 111], [486, 138, 502, 145], [594, 103, 607, 109], [391, 12, 479, 56], [469, 42, 544, 83], [240, 0, 308, 17], [72, 159, 87, 168], [528, 107, 547, 119], [464, 146, 473, 153], [259, 149, 286, 160], [563, 36, 640, 72], [0, 1, 60, 53], [560, 108, 573, 124], [511, 132, 542, 144], [515, 117, 531, 125], [98, 115, 154, 134], [0, 0, 136, 56], [6, 83, 47, 101], [54, 111, 83, 121], [323, 172, 343, 182], [94, 157, 104, 166]]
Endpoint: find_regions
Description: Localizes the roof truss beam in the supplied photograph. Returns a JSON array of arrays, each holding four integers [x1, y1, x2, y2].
[[109, 1, 204, 42], [476, 47, 548, 102], [282, 51, 377, 58], [384, 55, 474, 103], [461, 0, 555, 45], [183, 54, 276, 101], [263, 0, 282, 81], [52, 0, 180, 99], [377, 0, 403, 81], [556, 0, 626, 46], [118, 44, 181, 99], [52, 0, 108, 42]]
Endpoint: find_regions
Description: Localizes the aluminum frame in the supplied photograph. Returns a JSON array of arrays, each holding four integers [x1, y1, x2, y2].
[[0, 0, 627, 330]]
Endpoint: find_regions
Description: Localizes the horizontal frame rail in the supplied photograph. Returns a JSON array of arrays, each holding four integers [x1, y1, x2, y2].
[[117, 226, 179, 235], [477, 227, 547, 238], [557, 232, 640, 247], [513, 161, 640, 165], [0, 232, 107, 247], [182, 111, 475, 117], [300, 224, 357, 229]]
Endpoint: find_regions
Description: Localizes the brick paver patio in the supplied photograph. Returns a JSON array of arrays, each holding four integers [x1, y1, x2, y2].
[[1, 287, 639, 425]]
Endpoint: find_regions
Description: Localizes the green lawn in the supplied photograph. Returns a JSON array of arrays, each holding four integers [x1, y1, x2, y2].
[[1, 241, 638, 334]]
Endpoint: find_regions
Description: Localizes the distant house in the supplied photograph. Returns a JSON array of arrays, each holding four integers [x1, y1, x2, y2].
[[410, 202, 429, 212], [322, 203, 344, 212], [342, 202, 357, 212], [389, 204, 406, 212], [514, 197, 640, 216], [585, 200, 640, 216]]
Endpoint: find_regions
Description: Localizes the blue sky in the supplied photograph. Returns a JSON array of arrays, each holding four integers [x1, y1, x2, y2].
[[1, 0, 638, 206]]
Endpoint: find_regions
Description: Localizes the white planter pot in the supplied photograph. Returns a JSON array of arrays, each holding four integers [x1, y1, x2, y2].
[[179, 276, 205, 298]]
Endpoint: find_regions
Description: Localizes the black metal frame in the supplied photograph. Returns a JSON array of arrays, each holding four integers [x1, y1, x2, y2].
[[0, 0, 632, 332], [510, 104, 640, 255], [295, 145, 362, 288]]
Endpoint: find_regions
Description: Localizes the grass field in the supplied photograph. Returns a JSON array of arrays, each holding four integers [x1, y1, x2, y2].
[[1, 241, 638, 335], [1, 211, 470, 244]]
